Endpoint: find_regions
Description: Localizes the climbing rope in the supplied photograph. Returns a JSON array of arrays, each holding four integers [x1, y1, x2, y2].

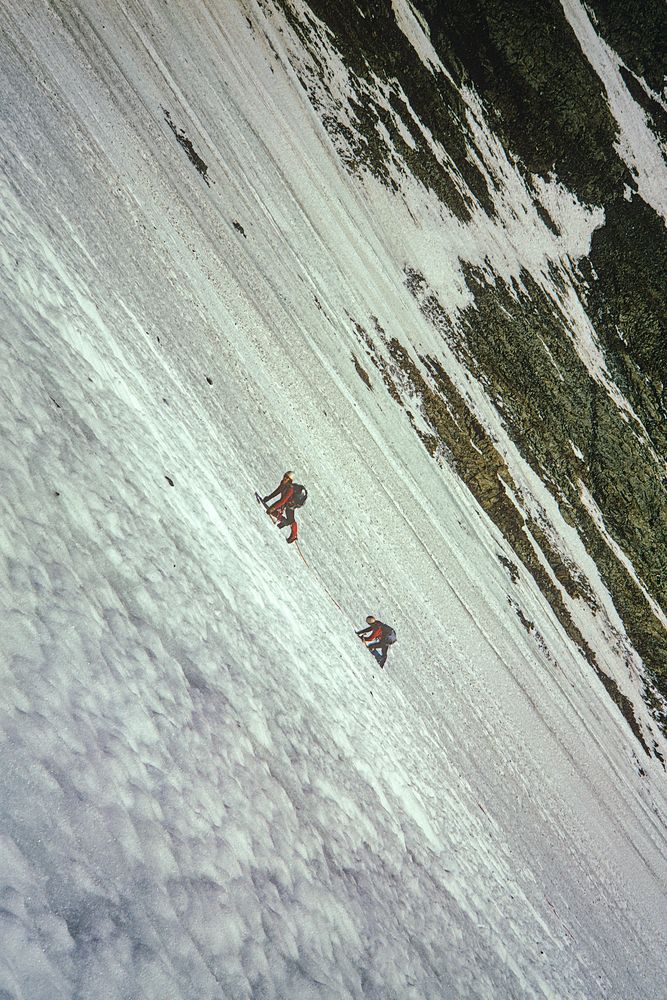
[[256, 489, 355, 625], [295, 540, 347, 616]]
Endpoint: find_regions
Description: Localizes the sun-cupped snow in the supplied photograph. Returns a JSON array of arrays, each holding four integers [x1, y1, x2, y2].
[[1, 2, 667, 1000]]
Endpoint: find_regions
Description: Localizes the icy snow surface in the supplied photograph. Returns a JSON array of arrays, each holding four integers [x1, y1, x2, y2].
[[1, 2, 667, 999]]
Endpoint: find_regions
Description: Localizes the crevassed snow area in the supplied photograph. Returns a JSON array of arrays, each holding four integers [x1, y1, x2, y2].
[[1, 3, 667, 999]]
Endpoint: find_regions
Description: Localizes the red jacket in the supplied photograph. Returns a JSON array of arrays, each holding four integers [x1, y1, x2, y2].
[[264, 480, 294, 511], [357, 622, 384, 643]]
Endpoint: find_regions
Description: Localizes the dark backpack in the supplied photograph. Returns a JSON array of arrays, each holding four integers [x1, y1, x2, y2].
[[383, 625, 397, 644], [290, 484, 308, 508]]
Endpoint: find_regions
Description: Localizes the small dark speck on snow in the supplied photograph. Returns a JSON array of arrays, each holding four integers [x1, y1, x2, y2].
[[165, 476, 174, 486], [162, 107, 210, 186]]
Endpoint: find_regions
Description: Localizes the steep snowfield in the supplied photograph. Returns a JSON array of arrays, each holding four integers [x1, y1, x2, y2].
[[1, 2, 666, 998]]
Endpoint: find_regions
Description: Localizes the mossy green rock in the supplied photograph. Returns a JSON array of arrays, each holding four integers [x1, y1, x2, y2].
[[277, 0, 666, 748]]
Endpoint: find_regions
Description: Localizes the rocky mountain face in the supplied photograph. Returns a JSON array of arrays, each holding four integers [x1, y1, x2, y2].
[[268, 0, 666, 752], [3, 3, 667, 994]]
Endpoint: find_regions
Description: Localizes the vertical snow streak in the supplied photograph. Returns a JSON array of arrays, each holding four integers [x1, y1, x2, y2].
[[561, 0, 667, 222]]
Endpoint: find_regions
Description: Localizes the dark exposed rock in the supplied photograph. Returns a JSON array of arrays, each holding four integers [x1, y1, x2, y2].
[[363, 321, 662, 751], [515, 606, 534, 633], [417, 0, 630, 205], [618, 66, 667, 148], [273, 1, 665, 744], [579, 197, 667, 441], [404, 266, 667, 711], [498, 554, 520, 584], [273, 0, 493, 219], [352, 353, 373, 390], [163, 108, 211, 186], [584, 0, 665, 93], [594, 667, 651, 756]]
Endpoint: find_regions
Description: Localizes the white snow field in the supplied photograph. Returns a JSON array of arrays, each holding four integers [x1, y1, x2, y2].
[[1, 2, 666, 999]]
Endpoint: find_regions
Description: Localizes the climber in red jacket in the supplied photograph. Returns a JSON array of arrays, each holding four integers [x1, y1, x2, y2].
[[263, 471, 295, 515], [262, 472, 308, 544], [356, 616, 397, 667]]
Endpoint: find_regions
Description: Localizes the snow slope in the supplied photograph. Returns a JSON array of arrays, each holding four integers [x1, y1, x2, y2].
[[1, 2, 666, 998]]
